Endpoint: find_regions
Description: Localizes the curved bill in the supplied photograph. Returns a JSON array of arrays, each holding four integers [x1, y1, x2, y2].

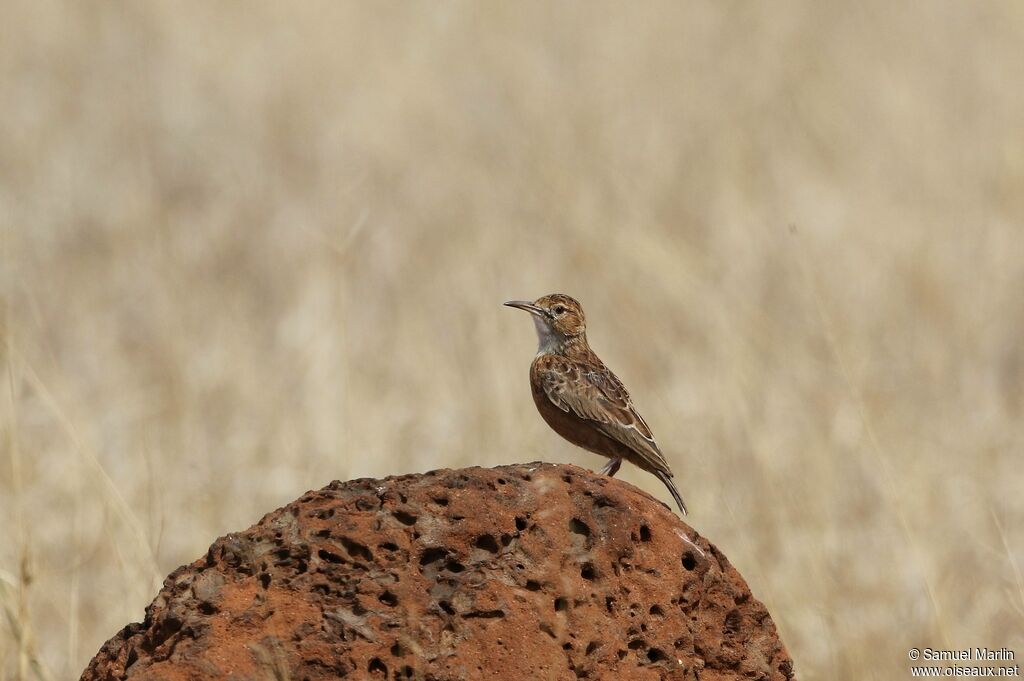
[[503, 300, 546, 316]]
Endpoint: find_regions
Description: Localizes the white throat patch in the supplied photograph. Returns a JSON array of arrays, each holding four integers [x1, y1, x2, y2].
[[532, 315, 561, 354]]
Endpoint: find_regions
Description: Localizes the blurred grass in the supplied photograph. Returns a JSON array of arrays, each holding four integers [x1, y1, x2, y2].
[[2, 1, 1023, 678]]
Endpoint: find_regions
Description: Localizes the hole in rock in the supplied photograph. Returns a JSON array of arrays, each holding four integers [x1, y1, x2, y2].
[[340, 536, 373, 562], [318, 549, 344, 564], [724, 608, 742, 634], [420, 547, 447, 566], [393, 510, 418, 526], [444, 559, 466, 573], [463, 609, 505, 619], [474, 534, 500, 553], [569, 518, 591, 538]]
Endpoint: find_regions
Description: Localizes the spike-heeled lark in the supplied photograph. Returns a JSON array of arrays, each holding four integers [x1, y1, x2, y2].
[[505, 293, 688, 515]]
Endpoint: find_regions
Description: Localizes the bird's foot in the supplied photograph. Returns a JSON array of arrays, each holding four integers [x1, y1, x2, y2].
[[598, 458, 622, 477]]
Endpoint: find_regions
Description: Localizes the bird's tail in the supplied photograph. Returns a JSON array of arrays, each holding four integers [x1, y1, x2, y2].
[[655, 470, 688, 516]]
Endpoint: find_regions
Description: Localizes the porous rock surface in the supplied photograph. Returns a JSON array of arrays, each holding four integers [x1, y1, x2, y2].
[[82, 463, 795, 680]]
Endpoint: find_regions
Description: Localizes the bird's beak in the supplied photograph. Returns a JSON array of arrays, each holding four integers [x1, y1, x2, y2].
[[504, 300, 546, 317]]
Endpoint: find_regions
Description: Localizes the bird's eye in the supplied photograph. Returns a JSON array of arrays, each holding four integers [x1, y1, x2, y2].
[[553, 305, 566, 315]]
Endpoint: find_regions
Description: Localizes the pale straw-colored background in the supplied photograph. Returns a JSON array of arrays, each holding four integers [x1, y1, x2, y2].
[[2, 3, 1023, 679]]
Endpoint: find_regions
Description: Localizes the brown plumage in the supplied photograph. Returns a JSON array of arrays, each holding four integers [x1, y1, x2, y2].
[[505, 294, 688, 515]]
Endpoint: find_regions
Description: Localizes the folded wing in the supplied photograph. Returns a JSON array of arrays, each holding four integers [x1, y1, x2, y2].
[[537, 357, 673, 476]]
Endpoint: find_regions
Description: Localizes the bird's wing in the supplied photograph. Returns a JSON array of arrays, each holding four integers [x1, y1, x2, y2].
[[537, 357, 673, 475]]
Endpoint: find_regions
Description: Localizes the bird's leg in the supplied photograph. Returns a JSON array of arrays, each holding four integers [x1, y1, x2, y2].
[[599, 457, 622, 477]]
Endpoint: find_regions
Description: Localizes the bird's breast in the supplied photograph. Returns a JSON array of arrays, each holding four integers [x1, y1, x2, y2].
[[527, 354, 627, 459]]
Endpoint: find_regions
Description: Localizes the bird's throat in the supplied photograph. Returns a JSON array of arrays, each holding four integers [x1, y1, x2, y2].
[[531, 315, 561, 354], [532, 316, 587, 357]]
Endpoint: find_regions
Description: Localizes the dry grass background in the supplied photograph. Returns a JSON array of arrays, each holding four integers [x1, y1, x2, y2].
[[1, 2, 1023, 679]]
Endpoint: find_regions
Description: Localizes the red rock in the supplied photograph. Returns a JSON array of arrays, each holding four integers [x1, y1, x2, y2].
[[81, 463, 796, 680]]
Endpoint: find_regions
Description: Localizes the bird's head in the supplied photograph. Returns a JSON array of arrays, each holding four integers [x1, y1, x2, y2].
[[504, 293, 586, 352]]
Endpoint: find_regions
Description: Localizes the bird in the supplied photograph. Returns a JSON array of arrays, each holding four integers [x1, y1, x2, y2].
[[504, 293, 688, 515]]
